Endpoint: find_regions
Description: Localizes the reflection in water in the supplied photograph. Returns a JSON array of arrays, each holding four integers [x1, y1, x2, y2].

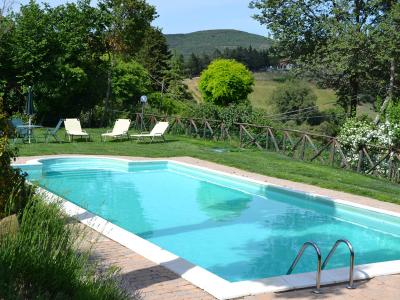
[[196, 182, 251, 221], [33, 169, 153, 236]]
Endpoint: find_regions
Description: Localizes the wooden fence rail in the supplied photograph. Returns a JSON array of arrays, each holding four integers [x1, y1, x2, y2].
[[133, 113, 400, 183]]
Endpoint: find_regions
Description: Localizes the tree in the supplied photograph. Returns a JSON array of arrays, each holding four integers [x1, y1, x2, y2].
[[5, 0, 107, 121], [99, 0, 156, 124], [185, 53, 201, 77], [0, 0, 13, 40], [372, 1, 400, 124], [199, 59, 254, 106], [135, 27, 171, 90], [250, 0, 378, 117], [112, 58, 151, 113], [164, 53, 192, 101], [271, 80, 317, 123]]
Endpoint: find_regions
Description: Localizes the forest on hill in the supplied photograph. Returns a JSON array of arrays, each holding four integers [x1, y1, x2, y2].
[[165, 29, 272, 57]]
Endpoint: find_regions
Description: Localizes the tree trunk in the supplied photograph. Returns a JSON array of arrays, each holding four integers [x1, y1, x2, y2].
[[374, 58, 395, 125], [104, 52, 114, 126], [349, 77, 359, 117]]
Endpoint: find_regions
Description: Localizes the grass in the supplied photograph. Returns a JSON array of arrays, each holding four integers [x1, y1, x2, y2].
[[186, 72, 338, 112], [186, 72, 376, 117], [0, 194, 130, 300], [15, 128, 400, 205]]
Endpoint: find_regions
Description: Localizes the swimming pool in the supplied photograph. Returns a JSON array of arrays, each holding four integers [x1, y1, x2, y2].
[[16, 157, 400, 298]]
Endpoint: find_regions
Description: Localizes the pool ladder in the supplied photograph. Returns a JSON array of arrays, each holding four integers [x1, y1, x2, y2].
[[286, 239, 355, 294]]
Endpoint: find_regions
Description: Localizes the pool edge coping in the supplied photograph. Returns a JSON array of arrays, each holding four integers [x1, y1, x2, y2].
[[13, 155, 400, 300]]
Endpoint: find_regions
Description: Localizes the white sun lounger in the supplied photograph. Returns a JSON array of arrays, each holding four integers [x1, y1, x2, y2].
[[130, 121, 169, 142], [64, 118, 90, 142], [101, 119, 131, 141]]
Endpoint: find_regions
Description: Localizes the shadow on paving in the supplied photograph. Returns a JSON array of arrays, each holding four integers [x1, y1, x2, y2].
[[273, 279, 371, 299], [116, 264, 182, 291]]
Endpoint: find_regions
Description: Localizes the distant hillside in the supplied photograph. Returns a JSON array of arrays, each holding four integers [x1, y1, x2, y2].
[[166, 29, 272, 57]]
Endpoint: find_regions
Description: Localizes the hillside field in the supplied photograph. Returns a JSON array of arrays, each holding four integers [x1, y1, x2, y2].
[[185, 72, 337, 113], [185, 72, 377, 117]]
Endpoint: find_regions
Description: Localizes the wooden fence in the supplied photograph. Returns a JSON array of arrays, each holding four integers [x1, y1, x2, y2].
[[133, 113, 400, 183]]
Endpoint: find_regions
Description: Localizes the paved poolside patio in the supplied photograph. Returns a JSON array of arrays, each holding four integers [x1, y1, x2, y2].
[[16, 155, 400, 299], [84, 223, 399, 300]]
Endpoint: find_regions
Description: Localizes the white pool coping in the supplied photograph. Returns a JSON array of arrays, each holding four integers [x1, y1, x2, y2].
[[13, 156, 400, 300]]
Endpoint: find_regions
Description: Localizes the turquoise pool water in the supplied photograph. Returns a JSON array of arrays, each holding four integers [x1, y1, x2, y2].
[[18, 158, 400, 282]]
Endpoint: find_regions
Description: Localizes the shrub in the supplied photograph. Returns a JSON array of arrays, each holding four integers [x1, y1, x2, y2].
[[0, 97, 30, 219], [199, 59, 254, 106], [112, 58, 151, 113], [148, 92, 188, 115], [187, 102, 272, 128], [272, 80, 317, 123], [387, 100, 400, 125], [0, 195, 131, 300], [338, 118, 400, 171]]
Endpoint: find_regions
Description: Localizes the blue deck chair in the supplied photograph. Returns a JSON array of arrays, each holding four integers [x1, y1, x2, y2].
[[10, 118, 29, 142], [44, 119, 64, 143]]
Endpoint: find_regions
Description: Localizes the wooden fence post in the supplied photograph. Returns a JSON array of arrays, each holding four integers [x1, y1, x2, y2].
[[357, 149, 364, 173], [239, 124, 243, 148]]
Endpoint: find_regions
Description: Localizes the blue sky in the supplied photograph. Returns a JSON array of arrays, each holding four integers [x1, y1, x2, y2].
[[147, 0, 266, 35], [17, 0, 267, 36]]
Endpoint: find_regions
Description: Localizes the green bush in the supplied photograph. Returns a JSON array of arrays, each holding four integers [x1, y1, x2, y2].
[[387, 100, 400, 124], [0, 195, 131, 300], [148, 92, 188, 115], [0, 97, 31, 219], [272, 80, 317, 124], [199, 59, 254, 106], [112, 58, 152, 112], [187, 102, 272, 128]]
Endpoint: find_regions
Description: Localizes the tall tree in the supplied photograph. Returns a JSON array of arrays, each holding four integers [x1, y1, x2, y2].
[[372, 1, 400, 123], [135, 27, 171, 91], [186, 53, 201, 77], [0, 0, 13, 40], [99, 0, 156, 123], [250, 0, 376, 116]]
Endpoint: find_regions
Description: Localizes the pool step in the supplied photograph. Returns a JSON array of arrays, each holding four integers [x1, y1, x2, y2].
[[287, 239, 355, 293]]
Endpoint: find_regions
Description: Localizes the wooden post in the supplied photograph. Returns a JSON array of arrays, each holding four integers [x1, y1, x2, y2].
[[357, 149, 364, 173], [300, 135, 306, 160], [330, 140, 336, 166], [239, 125, 243, 148], [282, 132, 287, 153]]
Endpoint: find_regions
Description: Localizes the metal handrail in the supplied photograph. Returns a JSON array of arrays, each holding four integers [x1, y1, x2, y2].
[[322, 239, 355, 289], [287, 241, 322, 294]]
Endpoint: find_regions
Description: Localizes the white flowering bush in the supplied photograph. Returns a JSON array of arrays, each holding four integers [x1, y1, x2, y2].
[[338, 118, 400, 175], [338, 119, 374, 151]]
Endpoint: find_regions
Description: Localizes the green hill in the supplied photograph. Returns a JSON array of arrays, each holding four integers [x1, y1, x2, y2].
[[166, 29, 272, 57]]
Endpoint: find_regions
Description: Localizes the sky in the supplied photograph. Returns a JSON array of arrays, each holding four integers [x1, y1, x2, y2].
[[16, 0, 267, 36], [147, 0, 266, 35]]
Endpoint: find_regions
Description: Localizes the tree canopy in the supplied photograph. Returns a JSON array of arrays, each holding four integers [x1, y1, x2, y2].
[[199, 59, 254, 106], [251, 0, 400, 119], [0, 0, 183, 125]]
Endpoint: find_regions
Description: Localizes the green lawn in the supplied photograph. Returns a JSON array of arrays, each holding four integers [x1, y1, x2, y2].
[[15, 128, 400, 205]]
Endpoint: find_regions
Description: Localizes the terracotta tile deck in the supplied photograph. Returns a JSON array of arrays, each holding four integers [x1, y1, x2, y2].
[[17, 155, 400, 300], [85, 225, 400, 300]]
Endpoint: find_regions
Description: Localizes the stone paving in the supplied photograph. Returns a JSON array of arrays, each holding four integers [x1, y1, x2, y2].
[[242, 275, 400, 300], [82, 225, 214, 300], [85, 224, 400, 300], [18, 155, 400, 300]]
